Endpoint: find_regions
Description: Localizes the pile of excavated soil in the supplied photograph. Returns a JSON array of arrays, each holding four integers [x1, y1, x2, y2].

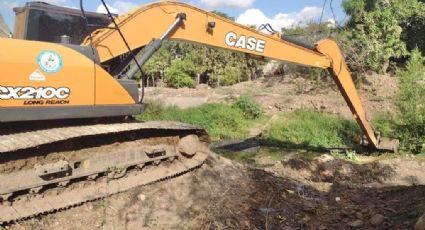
[[10, 153, 425, 230], [144, 74, 398, 119]]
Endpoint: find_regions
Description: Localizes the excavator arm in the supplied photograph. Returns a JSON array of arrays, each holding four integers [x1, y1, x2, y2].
[[83, 1, 397, 151]]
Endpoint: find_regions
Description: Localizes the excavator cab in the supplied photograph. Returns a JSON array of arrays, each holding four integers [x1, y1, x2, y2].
[[12, 2, 111, 44]]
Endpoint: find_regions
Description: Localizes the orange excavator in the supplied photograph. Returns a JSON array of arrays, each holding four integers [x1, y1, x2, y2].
[[0, 1, 398, 223]]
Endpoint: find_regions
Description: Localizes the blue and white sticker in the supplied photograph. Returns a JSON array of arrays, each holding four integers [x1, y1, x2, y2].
[[37, 50, 63, 74]]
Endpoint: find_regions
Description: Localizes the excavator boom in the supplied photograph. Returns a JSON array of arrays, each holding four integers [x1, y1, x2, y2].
[[84, 1, 397, 151]]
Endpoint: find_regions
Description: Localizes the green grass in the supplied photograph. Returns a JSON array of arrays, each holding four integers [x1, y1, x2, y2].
[[215, 147, 319, 167], [263, 109, 362, 149], [137, 101, 259, 140], [373, 115, 397, 138], [139, 102, 363, 151]]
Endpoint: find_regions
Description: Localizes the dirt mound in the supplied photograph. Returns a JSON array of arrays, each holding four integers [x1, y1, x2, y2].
[[361, 73, 398, 98], [271, 155, 396, 184], [145, 75, 398, 119], [10, 153, 425, 230]]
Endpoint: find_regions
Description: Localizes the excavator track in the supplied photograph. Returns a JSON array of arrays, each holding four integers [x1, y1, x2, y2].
[[0, 121, 211, 224], [0, 121, 208, 153]]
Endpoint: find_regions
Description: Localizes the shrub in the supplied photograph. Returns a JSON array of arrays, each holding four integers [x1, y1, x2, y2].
[[208, 66, 242, 87], [373, 49, 425, 153], [232, 96, 262, 119], [164, 61, 196, 88], [394, 48, 425, 152], [372, 115, 397, 138]]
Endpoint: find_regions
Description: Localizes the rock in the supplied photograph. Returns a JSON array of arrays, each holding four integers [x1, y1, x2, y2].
[[370, 214, 385, 227], [335, 197, 341, 202], [126, 213, 138, 221], [178, 135, 201, 157], [317, 154, 335, 163], [320, 169, 334, 181], [282, 226, 295, 230], [416, 213, 425, 230], [355, 212, 363, 219], [348, 220, 364, 228], [302, 200, 317, 212], [138, 193, 146, 201], [258, 207, 276, 213]]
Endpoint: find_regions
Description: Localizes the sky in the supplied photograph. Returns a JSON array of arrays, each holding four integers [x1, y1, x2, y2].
[[0, 0, 346, 33]]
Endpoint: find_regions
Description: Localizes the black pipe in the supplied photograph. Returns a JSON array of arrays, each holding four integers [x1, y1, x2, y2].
[[125, 13, 186, 79], [281, 35, 316, 51]]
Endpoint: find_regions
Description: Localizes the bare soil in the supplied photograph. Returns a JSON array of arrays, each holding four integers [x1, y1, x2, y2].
[[9, 153, 425, 230], [144, 73, 397, 119]]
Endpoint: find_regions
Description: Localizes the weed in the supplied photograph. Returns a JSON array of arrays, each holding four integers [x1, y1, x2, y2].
[[331, 150, 359, 162], [263, 109, 361, 149], [138, 102, 255, 140], [232, 96, 262, 119], [373, 115, 397, 138]]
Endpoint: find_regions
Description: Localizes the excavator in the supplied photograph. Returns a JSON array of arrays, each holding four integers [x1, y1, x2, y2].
[[0, 1, 399, 223]]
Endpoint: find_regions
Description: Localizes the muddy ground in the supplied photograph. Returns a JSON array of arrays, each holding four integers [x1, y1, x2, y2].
[[9, 153, 425, 230], [7, 75, 425, 230]]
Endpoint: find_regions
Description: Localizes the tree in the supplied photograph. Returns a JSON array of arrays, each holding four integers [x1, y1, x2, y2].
[[341, 0, 425, 73], [179, 45, 208, 84], [142, 45, 171, 86], [164, 60, 196, 88], [211, 10, 235, 21], [395, 48, 425, 151]]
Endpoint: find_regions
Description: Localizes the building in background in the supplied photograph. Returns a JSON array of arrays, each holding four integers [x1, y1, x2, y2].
[[0, 13, 11, 38]]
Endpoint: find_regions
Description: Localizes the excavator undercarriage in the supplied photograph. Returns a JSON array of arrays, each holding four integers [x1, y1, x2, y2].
[[0, 120, 210, 224], [0, 0, 398, 224]]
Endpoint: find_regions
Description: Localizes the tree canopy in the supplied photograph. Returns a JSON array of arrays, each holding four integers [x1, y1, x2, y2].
[[341, 0, 425, 73]]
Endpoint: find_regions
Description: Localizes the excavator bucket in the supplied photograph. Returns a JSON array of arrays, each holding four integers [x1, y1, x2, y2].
[[0, 13, 10, 38], [378, 137, 400, 153]]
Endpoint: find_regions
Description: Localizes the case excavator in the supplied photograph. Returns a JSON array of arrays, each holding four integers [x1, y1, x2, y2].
[[0, 1, 398, 223]]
